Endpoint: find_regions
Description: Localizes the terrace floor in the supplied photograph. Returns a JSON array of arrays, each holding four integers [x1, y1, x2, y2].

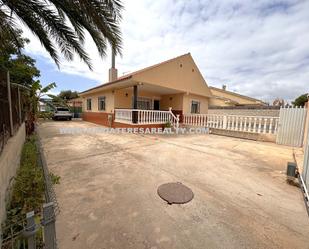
[[37, 120, 309, 249]]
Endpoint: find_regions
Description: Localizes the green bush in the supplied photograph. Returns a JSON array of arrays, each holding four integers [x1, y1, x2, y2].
[[2, 135, 60, 247], [69, 106, 82, 113], [38, 111, 53, 120], [164, 121, 172, 128], [4, 136, 60, 224], [50, 172, 61, 185]]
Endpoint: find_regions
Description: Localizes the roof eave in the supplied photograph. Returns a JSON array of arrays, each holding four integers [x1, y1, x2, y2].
[[79, 76, 133, 96], [209, 86, 265, 103]]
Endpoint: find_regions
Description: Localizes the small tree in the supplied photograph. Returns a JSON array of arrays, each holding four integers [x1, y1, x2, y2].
[[0, 27, 40, 87], [58, 90, 79, 101], [292, 94, 308, 107]]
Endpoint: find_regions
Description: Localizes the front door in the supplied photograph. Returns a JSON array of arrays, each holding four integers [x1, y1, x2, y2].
[[153, 100, 160, 110]]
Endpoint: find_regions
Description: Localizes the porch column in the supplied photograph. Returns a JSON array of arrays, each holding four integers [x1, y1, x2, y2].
[[132, 85, 138, 123]]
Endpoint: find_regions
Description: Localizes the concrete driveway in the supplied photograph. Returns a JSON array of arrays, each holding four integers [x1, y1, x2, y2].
[[38, 120, 309, 249]]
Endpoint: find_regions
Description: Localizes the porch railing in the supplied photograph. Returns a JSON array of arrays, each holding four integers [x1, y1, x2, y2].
[[114, 109, 179, 128], [183, 114, 279, 134]]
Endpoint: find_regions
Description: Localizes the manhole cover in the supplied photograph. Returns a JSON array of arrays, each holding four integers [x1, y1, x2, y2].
[[157, 182, 194, 204]]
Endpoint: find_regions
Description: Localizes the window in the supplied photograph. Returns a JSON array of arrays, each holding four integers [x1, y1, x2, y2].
[[86, 98, 92, 110], [191, 100, 200, 114], [98, 96, 106, 111], [56, 107, 69, 112], [132, 97, 152, 110]]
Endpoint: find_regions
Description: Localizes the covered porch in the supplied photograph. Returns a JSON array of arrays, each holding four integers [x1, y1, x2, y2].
[[113, 81, 184, 127]]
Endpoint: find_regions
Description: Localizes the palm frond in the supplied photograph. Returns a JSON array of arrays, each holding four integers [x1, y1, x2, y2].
[[40, 82, 57, 94], [0, 9, 24, 54], [1, 0, 123, 69]]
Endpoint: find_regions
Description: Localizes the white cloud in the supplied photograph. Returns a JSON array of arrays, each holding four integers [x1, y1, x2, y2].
[[22, 0, 309, 102]]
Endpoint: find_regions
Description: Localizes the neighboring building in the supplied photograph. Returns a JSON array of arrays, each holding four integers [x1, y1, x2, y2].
[[209, 85, 267, 107], [67, 97, 83, 118], [39, 98, 54, 112], [67, 97, 83, 108], [79, 53, 212, 127], [39, 101, 47, 112]]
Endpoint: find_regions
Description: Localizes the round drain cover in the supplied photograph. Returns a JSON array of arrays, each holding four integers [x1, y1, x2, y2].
[[157, 182, 194, 204]]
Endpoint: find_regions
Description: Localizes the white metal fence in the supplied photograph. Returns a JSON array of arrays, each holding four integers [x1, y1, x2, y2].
[[302, 136, 309, 191], [183, 114, 279, 134], [276, 107, 307, 147]]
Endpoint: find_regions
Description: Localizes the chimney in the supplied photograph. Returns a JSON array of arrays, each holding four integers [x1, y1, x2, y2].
[[108, 49, 118, 82], [222, 84, 227, 90]]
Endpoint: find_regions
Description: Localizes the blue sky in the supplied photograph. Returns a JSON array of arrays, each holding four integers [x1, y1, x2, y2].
[[22, 0, 309, 103], [34, 55, 97, 92]]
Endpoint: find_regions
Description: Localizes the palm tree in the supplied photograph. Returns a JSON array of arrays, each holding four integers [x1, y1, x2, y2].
[[0, 0, 122, 69]]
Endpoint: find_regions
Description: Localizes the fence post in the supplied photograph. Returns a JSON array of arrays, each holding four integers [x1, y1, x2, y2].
[[25, 211, 36, 249], [18, 86, 22, 124], [222, 115, 227, 129], [7, 71, 14, 136], [176, 114, 180, 130], [42, 202, 56, 249]]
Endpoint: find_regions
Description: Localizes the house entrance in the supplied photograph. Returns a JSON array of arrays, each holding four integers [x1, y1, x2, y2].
[[153, 100, 160, 110]]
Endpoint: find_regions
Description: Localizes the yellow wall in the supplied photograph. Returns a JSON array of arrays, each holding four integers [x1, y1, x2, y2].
[[209, 97, 235, 107], [133, 54, 211, 97], [114, 88, 131, 108], [82, 89, 209, 114], [82, 90, 114, 113], [114, 89, 185, 111], [114, 88, 163, 109], [160, 94, 183, 110], [210, 88, 264, 106], [183, 94, 209, 114]]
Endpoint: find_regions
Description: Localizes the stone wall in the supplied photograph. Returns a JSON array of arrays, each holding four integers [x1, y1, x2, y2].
[[0, 123, 26, 227], [208, 109, 280, 117]]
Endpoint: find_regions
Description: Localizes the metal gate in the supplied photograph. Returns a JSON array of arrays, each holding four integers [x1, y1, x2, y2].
[[276, 107, 307, 147], [300, 118, 309, 214], [303, 123, 309, 192]]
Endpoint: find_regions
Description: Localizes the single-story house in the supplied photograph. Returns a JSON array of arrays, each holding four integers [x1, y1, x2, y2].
[[209, 85, 267, 107], [79, 53, 212, 128]]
